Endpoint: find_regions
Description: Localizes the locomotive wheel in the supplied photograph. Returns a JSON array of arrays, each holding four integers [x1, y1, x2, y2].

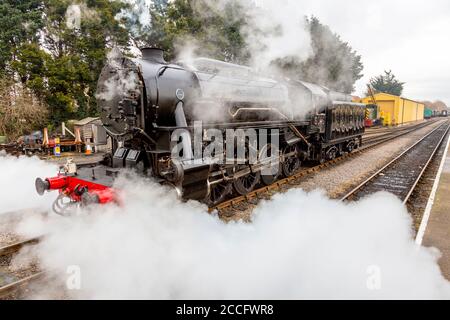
[[233, 168, 260, 196], [205, 180, 232, 206], [261, 165, 280, 185], [346, 141, 355, 153], [259, 143, 280, 186], [326, 146, 338, 160], [282, 145, 301, 177]]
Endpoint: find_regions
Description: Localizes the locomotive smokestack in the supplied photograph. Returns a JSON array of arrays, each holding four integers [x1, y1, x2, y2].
[[141, 47, 166, 64]]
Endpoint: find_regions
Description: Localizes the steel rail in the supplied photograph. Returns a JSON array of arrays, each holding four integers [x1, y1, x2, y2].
[[0, 271, 45, 299], [341, 121, 450, 202], [0, 236, 43, 257], [0, 236, 45, 299]]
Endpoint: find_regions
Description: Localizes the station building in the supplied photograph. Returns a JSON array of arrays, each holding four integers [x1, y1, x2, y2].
[[361, 93, 425, 126]]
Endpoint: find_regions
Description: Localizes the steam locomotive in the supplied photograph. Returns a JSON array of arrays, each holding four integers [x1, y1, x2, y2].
[[35, 48, 365, 214]]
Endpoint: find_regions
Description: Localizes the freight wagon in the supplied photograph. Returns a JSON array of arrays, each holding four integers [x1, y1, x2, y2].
[[424, 108, 433, 119]]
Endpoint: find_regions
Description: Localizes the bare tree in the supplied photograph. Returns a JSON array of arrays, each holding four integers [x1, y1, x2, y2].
[[432, 100, 448, 111], [0, 78, 49, 142], [421, 100, 448, 112]]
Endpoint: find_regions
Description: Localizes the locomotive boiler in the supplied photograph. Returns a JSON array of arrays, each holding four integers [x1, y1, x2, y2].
[[35, 47, 365, 214]]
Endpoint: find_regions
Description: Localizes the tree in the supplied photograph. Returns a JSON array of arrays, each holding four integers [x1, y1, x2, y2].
[[0, 0, 366, 130], [432, 100, 448, 111], [274, 17, 363, 93], [4, 0, 132, 125], [0, 0, 44, 77], [368, 70, 405, 96], [140, 7, 362, 93], [421, 100, 448, 112], [139, 0, 249, 62], [124, 0, 169, 49], [0, 78, 48, 141], [42, 0, 132, 123]]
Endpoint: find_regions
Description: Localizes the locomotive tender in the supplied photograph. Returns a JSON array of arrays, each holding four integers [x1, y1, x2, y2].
[[35, 48, 365, 213]]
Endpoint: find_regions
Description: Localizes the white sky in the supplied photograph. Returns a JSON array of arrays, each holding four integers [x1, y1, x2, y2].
[[137, 0, 449, 104], [299, 0, 450, 104]]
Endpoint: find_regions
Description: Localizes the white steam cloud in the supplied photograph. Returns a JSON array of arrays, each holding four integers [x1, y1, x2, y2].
[[185, 0, 312, 72], [2, 2, 446, 299], [0, 152, 57, 214], [9, 168, 450, 299], [65, 4, 81, 30], [172, 0, 329, 123], [241, 0, 312, 72], [116, 0, 152, 32], [95, 48, 140, 102]]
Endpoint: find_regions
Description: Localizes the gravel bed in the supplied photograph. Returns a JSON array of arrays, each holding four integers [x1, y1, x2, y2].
[[0, 215, 23, 247], [0, 208, 49, 247], [0, 232, 21, 248], [0, 248, 41, 300], [0, 210, 51, 300]]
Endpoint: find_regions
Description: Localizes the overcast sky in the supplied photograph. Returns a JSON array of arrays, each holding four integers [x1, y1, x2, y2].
[[138, 0, 449, 104], [299, 0, 450, 104]]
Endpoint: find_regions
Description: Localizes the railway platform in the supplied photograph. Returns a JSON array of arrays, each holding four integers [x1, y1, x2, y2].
[[419, 132, 450, 280]]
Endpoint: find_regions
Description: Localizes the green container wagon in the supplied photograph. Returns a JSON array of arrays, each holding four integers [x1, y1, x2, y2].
[[424, 108, 433, 119]]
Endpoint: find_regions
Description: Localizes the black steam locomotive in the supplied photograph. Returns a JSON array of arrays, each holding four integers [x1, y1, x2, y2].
[[35, 48, 365, 212]]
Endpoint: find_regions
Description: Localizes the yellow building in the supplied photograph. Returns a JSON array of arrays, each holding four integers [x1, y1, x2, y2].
[[361, 93, 424, 126]]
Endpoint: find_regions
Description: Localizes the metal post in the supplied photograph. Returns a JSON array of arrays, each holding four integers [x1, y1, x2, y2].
[[140, 85, 146, 130]]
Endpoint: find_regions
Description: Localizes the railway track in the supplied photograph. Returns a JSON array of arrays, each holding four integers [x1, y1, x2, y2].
[[0, 237, 44, 299], [362, 121, 434, 145], [0, 271, 45, 299], [210, 119, 442, 216], [364, 121, 424, 135], [0, 143, 23, 157], [341, 121, 450, 202]]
